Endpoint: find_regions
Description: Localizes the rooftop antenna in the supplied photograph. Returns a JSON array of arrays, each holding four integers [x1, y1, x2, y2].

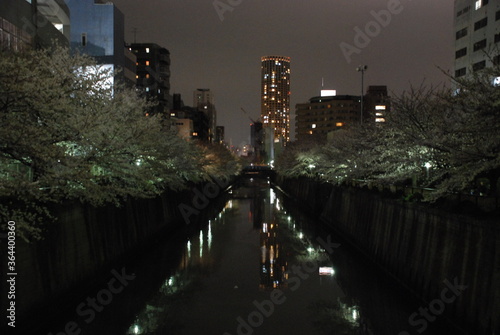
[[131, 27, 138, 43]]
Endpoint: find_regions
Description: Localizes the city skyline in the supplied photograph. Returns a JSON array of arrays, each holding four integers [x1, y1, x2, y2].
[[109, 0, 454, 145], [2, 2, 499, 334]]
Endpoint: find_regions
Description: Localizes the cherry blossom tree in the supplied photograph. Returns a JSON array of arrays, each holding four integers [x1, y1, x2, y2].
[[276, 65, 500, 200], [0, 47, 239, 240]]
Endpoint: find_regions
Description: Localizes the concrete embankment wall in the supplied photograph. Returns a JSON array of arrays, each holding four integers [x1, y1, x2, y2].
[[1, 182, 229, 332], [278, 177, 500, 334]]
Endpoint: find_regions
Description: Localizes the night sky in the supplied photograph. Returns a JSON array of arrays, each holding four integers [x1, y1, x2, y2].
[[110, 0, 454, 146]]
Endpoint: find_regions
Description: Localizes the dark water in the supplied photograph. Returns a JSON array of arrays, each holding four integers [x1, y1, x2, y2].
[[42, 177, 458, 335]]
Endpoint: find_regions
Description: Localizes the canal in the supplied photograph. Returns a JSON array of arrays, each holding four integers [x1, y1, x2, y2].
[[44, 176, 457, 335]]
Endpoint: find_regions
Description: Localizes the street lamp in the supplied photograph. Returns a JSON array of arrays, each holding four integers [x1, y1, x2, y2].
[[425, 162, 432, 179], [356, 65, 367, 125]]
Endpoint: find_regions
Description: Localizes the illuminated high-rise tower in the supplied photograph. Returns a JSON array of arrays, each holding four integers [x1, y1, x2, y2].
[[261, 56, 291, 142]]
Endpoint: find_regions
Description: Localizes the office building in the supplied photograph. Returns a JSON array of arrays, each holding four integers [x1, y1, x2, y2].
[[0, 0, 70, 49], [295, 94, 361, 142], [66, 0, 136, 86], [128, 43, 171, 116], [171, 93, 210, 141], [364, 85, 390, 123], [454, 0, 500, 78], [172, 118, 194, 141], [260, 55, 291, 143]]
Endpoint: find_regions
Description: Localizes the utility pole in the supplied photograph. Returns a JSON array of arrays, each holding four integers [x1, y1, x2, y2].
[[356, 65, 367, 125]]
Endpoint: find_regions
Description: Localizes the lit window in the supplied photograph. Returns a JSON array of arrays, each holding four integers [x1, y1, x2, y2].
[[375, 105, 386, 110], [145, 87, 150, 92], [376, 118, 386, 122], [312, 124, 317, 128], [475, 0, 482, 10], [145, 60, 150, 66], [336, 122, 344, 127], [146, 74, 150, 78], [145, 47, 150, 53]]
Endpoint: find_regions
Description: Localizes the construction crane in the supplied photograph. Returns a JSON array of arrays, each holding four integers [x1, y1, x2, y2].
[[240, 108, 260, 124]]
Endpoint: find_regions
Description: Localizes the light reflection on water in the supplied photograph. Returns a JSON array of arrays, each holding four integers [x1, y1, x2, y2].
[[121, 178, 452, 335], [125, 179, 366, 335]]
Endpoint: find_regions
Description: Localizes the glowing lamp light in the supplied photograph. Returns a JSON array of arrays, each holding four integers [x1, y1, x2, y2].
[[319, 267, 335, 276], [321, 89, 337, 97]]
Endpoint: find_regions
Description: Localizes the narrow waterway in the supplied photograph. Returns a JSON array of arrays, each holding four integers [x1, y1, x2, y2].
[[44, 176, 456, 335]]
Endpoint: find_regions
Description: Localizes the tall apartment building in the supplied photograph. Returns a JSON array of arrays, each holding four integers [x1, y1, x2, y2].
[[194, 88, 213, 107], [0, 0, 70, 49], [66, 0, 136, 86], [454, 0, 500, 78], [128, 43, 171, 116], [260, 55, 291, 143], [215, 126, 225, 145], [193, 88, 217, 143]]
